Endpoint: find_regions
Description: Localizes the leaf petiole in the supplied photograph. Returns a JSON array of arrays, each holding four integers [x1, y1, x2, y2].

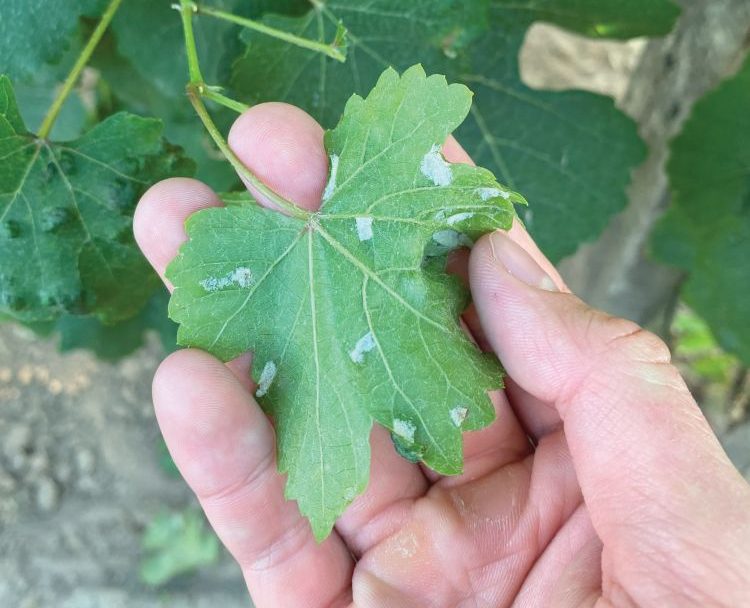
[[38, 0, 124, 139], [178, 0, 308, 220], [175, 0, 204, 84], [201, 86, 250, 114], [193, 2, 348, 62], [186, 84, 308, 220]]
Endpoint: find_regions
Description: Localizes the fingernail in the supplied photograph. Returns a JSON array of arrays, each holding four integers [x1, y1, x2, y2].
[[488, 231, 558, 291]]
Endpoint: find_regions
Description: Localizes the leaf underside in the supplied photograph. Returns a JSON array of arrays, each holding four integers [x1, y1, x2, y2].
[[168, 65, 521, 539], [652, 55, 750, 365], [0, 75, 194, 323], [231, 0, 679, 262]]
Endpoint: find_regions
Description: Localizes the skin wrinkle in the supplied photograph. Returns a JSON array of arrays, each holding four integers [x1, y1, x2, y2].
[[196, 436, 276, 505], [243, 516, 314, 573]]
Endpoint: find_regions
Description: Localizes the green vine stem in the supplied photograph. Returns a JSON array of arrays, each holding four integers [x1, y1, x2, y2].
[[38, 0, 124, 139], [195, 3, 347, 62], [202, 86, 250, 114], [178, 0, 309, 220]]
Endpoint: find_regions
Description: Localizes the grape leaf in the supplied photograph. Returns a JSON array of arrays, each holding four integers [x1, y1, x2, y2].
[[506, 0, 680, 39], [56, 289, 178, 360], [110, 0, 308, 101], [0, 76, 194, 323], [168, 65, 520, 539], [652, 56, 750, 364], [91, 30, 240, 191], [0, 0, 106, 80], [231, 0, 679, 262], [20, 289, 178, 361], [231, 0, 487, 128]]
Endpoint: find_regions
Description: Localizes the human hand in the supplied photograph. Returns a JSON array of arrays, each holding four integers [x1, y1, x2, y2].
[[134, 104, 750, 607]]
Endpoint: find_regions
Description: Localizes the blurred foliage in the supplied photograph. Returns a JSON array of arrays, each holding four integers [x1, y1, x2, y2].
[[672, 307, 738, 385], [140, 508, 220, 587], [653, 54, 750, 366]]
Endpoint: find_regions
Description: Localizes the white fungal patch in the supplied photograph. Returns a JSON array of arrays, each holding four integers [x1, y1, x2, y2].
[[343, 486, 359, 501], [450, 406, 469, 428], [433, 230, 460, 248], [393, 418, 416, 443], [445, 212, 474, 226], [475, 187, 511, 201], [322, 153, 339, 202], [355, 216, 373, 242], [255, 361, 277, 397], [420, 144, 452, 186], [349, 331, 375, 364], [200, 267, 254, 292], [432, 229, 473, 249]]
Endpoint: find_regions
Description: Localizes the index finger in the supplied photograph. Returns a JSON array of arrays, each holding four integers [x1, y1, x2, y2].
[[133, 103, 327, 281]]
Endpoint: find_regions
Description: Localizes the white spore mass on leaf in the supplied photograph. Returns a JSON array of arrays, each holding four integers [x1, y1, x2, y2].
[[200, 267, 254, 292], [322, 153, 340, 202], [255, 361, 277, 397], [450, 406, 469, 427], [420, 144, 452, 186], [432, 229, 473, 249], [446, 212, 474, 225], [349, 331, 375, 363], [393, 418, 416, 443], [475, 187, 510, 201], [355, 216, 374, 241]]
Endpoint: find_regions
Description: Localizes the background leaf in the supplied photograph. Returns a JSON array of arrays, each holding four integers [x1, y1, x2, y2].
[[140, 508, 220, 587], [0, 76, 194, 323], [230, 0, 679, 262], [110, 0, 310, 101], [0, 0, 106, 80], [508, 0, 680, 39], [652, 55, 750, 364]]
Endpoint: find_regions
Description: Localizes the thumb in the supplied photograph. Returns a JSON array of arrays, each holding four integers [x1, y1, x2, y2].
[[469, 230, 750, 586]]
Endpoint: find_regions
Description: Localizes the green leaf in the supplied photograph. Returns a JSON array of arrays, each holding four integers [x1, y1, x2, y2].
[[231, 0, 486, 128], [91, 30, 239, 191], [653, 56, 750, 365], [0, 76, 194, 323], [231, 0, 678, 262], [672, 308, 737, 384], [55, 289, 178, 360], [20, 288, 177, 360], [140, 508, 220, 587], [110, 0, 306, 101], [0, 0, 106, 80], [13, 79, 90, 141], [507, 0, 680, 39], [168, 66, 519, 539]]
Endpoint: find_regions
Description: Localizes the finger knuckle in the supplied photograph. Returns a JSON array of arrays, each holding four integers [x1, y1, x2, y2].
[[601, 317, 672, 365]]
